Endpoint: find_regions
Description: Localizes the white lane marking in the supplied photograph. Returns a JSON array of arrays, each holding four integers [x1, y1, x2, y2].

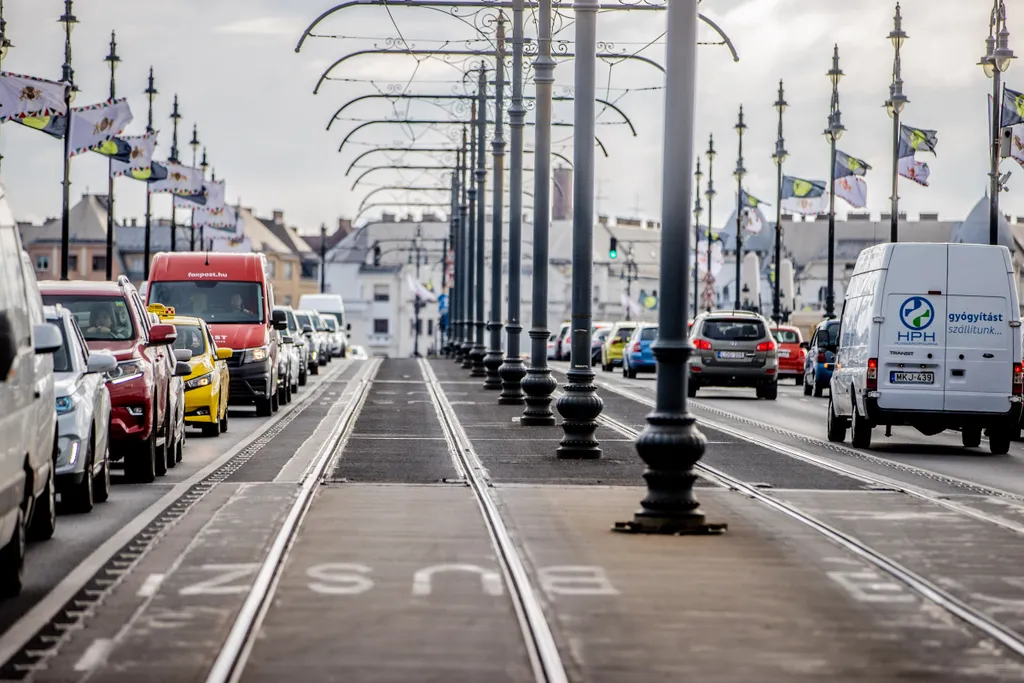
[[307, 563, 374, 595], [74, 638, 113, 672], [411, 563, 503, 597], [538, 566, 620, 596], [137, 573, 165, 598]]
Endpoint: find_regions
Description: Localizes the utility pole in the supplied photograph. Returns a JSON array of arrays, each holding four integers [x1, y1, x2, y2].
[[733, 106, 746, 310], [169, 95, 181, 253], [104, 31, 120, 280], [483, 16, 507, 390], [825, 46, 845, 319], [319, 222, 327, 293], [58, 0, 77, 281], [189, 124, 200, 250], [772, 80, 788, 323], [886, 3, 909, 243], [143, 67, 157, 281]]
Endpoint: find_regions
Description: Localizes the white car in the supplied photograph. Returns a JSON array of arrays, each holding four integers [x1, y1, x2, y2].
[[546, 333, 557, 360], [47, 306, 117, 513], [829, 242, 1022, 454], [348, 345, 369, 360]]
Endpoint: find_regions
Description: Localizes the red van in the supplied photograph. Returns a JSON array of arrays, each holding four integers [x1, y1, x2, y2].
[[146, 253, 288, 417]]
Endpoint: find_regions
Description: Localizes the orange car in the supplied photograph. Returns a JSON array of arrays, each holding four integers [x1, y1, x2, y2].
[[771, 326, 806, 384]]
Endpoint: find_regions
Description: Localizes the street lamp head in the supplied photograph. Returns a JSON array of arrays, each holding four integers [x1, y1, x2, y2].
[[889, 3, 908, 49], [189, 124, 200, 151], [58, 5, 78, 37], [772, 146, 788, 166], [775, 79, 787, 113], [170, 94, 181, 120], [145, 67, 158, 102], [104, 31, 120, 71], [995, 26, 1015, 72], [733, 164, 745, 181], [828, 45, 844, 86], [707, 134, 716, 160], [980, 35, 997, 78], [735, 105, 746, 132], [200, 148, 209, 171]]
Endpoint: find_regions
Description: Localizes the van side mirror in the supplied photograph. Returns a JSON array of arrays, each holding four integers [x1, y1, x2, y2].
[[174, 348, 193, 363], [174, 361, 192, 377], [86, 352, 118, 375], [271, 309, 288, 330], [33, 323, 63, 355], [0, 312, 17, 379], [216, 347, 233, 360]]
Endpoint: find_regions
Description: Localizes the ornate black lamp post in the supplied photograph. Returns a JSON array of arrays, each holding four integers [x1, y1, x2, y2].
[[732, 107, 746, 309], [772, 80, 787, 323], [824, 46, 845, 319], [58, 0, 78, 281], [168, 95, 181, 252], [885, 3, 908, 243], [980, 0, 1016, 245], [704, 135, 715, 313], [103, 31, 120, 280], [693, 158, 703, 317], [188, 124, 200, 250], [143, 67, 157, 281]]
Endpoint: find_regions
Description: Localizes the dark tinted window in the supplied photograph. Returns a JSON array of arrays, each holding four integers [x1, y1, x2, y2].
[[173, 324, 207, 357], [772, 328, 800, 343], [295, 313, 311, 329], [615, 327, 634, 341], [640, 327, 658, 341], [148, 281, 264, 324], [324, 318, 338, 332], [41, 294, 136, 341], [51, 320, 72, 372], [820, 322, 840, 345], [702, 319, 765, 341]]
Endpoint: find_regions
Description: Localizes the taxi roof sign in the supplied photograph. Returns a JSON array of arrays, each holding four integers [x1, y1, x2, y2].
[[147, 303, 176, 318]]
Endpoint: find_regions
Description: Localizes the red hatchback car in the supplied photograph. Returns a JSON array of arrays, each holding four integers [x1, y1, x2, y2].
[[39, 277, 181, 483], [771, 326, 806, 385]]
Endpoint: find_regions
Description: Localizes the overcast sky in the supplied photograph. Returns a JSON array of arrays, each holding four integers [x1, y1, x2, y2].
[[2, 0, 1023, 234]]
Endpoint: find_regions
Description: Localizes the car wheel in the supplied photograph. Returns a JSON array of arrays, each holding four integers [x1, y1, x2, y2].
[[220, 407, 229, 434], [28, 460, 56, 542], [128, 430, 158, 483], [795, 376, 803, 386], [67, 437, 95, 514], [962, 426, 982, 449], [256, 397, 274, 417], [166, 428, 178, 470], [990, 428, 1012, 455], [299, 369, 308, 387], [155, 410, 169, 478], [202, 419, 221, 437], [687, 381, 698, 398], [851, 400, 872, 449], [627, 366, 637, 379], [310, 364, 319, 376], [812, 377, 824, 398], [271, 389, 280, 413], [0, 507, 25, 598], [803, 375, 812, 396], [292, 378, 299, 393], [93, 444, 111, 504], [762, 382, 778, 401], [827, 398, 847, 443]]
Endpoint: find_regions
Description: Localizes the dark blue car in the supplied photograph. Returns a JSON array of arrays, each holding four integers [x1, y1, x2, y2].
[[803, 319, 840, 397], [622, 323, 658, 378]]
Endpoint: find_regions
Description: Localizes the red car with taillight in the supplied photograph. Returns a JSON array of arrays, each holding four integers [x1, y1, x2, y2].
[[771, 326, 805, 384], [39, 277, 178, 483]]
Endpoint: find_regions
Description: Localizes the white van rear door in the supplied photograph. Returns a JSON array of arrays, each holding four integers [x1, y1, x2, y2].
[[877, 244, 946, 412], [944, 245, 1014, 413]]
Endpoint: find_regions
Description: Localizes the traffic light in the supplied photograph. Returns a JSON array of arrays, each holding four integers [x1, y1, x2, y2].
[[609, 237, 618, 259], [372, 243, 382, 266]]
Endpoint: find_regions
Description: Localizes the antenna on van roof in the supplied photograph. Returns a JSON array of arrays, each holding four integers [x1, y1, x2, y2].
[[205, 238, 210, 266]]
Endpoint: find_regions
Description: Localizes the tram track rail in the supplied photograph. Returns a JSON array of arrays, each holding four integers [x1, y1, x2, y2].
[[420, 358, 569, 683]]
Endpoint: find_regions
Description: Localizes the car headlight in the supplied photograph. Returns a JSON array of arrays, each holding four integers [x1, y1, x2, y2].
[[107, 360, 144, 384], [55, 395, 77, 415], [242, 346, 269, 364], [185, 372, 213, 391]]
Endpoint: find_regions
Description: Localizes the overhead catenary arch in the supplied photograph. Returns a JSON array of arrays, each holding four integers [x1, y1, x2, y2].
[[344, 146, 574, 175], [351, 164, 538, 191]]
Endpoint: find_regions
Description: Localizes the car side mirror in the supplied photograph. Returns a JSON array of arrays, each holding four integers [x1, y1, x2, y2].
[[174, 361, 192, 377], [216, 347, 233, 360], [346, 323, 352, 332], [799, 341, 810, 350], [283, 335, 294, 345], [271, 309, 288, 330], [33, 323, 63, 355], [302, 324, 313, 334], [174, 348, 193, 363], [86, 352, 118, 375], [148, 323, 177, 347], [0, 312, 17, 379]]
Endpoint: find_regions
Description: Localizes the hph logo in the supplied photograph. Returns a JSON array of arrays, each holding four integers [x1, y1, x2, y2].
[[898, 296, 936, 343]]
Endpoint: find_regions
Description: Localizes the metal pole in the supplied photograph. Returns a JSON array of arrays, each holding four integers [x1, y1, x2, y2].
[[499, 3, 527, 404], [891, 107, 901, 242], [199, 149, 208, 249], [617, 0, 721, 536], [448, 142, 461, 357], [521, 0, 557, 425], [59, 0, 76, 281], [556, 0, 602, 458], [320, 222, 327, 292], [693, 158, 703, 318], [104, 31, 118, 281], [705, 135, 715, 313], [0, 0, 10, 173], [484, 17, 507, 389], [461, 119, 475, 364], [471, 65, 489, 377], [888, 3, 908, 243], [169, 95, 181, 253], [189, 124, 199, 251], [733, 107, 746, 310], [143, 67, 156, 282], [414, 239, 422, 357], [773, 80, 787, 323], [826, 45, 842, 319], [991, 72, 1002, 246], [441, 233, 449, 352]]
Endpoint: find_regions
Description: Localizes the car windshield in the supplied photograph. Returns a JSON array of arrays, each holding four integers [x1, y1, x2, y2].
[[51, 320, 72, 372], [615, 328, 634, 341], [640, 327, 658, 341], [772, 329, 800, 343], [702, 319, 766, 341], [324, 318, 338, 332], [173, 324, 207, 357], [147, 281, 264, 324], [295, 312, 312, 330], [41, 294, 136, 342]]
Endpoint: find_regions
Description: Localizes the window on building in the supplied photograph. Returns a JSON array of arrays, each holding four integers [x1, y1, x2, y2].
[[129, 257, 144, 273], [818, 286, 828, 303], [283, 262, 293, 280], [373, 319, 389, 334], [92, 255, 107, 273], [265, 260, 276, 278], [373, 284, 390, 302], [284, 295, 293, 305], [35, 255, 50, 272], [68, 254, 78, 271]]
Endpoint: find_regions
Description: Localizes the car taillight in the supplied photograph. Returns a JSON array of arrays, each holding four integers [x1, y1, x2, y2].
[[693, 339, 712, 350], [867, 358, 878, 391], [817, 352, 826, 363], [632, 342, 641, 353], [756, 340, 776, 352], [1014, 362, 1023, 396]]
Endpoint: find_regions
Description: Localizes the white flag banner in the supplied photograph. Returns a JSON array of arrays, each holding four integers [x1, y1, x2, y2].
[[0, 72, 68, 121], [695, 240, 710, 276], [406, 273, 437, 302], [110, 130, 158, 176], [781, 194, 830, 216], [835, 175, 868, 209], [193, 205, 238, 230], [710, 241, 725, 277], [149, 162, 204, 197], [208, 234, 252, 253], [619, 292, 642, 319], [67, 98, 133, 157], [203, 180, 226, 210], [741, 206, 764, 235], [898, 155, 931, 187]]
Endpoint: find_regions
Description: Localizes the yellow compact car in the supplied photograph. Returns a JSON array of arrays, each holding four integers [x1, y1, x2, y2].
[[149, 304, 232, 437], [601, 321, 637, 372]]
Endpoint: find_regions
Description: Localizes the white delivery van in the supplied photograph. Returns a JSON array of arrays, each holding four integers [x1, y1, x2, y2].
[[297, 294, 348, 356], [828, 243, 1023, 454]]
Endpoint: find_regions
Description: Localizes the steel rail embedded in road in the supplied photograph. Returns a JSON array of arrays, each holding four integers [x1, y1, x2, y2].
[[420, 358, 569, 683], [594, 409, 1024, 661], [204, 358, 381, 683]]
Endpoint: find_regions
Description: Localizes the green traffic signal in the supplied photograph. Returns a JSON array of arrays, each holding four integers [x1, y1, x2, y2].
[[609, 237, 618, 259]]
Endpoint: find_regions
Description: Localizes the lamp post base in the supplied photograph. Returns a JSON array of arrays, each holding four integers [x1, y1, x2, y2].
[[555, 366, 603, 458], [498, 357, 527, 404], [613, 516, 728, 536], [520, 364, 556, 424], [483, 349, 503, 389], [461, 340, 475, 368], [470, 344, 487, 377]]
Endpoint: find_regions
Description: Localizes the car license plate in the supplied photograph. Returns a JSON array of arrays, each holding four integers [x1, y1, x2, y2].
[[717, 351, 745, 360], [778, 349, 790, 357], [890, 371, 934, 384]]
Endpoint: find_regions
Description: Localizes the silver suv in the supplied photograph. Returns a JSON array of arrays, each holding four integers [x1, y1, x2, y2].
[[688, 310, 779, 400]]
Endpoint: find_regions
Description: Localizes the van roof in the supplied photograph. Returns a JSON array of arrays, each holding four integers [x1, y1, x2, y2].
[[149, 252, 267, 282], [38, 280, 123, 296]]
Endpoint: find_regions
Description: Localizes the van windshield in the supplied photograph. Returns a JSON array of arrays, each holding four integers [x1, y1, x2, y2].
[[148, 281, 264, 324], [41, 294, 136, 342], [702, 319, 766, 341], [323, 318, 338, 332]]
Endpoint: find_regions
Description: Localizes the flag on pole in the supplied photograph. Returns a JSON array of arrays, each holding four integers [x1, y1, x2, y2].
[[90, 137, 133, 163], [898, 125, 939, 157], [12, 113, 67, 139], [110, 130, 158, 175], [781, 194, 830, 216], [781, 176, 826, 199], [0, 72, 68, 121], [834, 151, 872, 178], [406, 274, 437, 302], [898, 155, 931, 186], [149, 162, 204, 197], [193, 205, 238, 230], [67, 98, 133, 157], [740, 189, 770, 208], [120, 162, 169, 183], [1003, 87, 1024, 128], [1010, 123, 1024, 166], [619, 292, 642, 319], [834, 176, 868, 208]]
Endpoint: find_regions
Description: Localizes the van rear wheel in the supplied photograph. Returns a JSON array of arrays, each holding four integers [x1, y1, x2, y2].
[[990, 429, 1012, 455], [0, 507, 25, 598], [962, 426, 982, 449], [851, 402, 872, 449]]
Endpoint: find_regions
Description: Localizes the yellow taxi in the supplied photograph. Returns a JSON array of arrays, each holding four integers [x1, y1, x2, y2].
[[600, 321, 637, 372], [148, 304, 232, 437]]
